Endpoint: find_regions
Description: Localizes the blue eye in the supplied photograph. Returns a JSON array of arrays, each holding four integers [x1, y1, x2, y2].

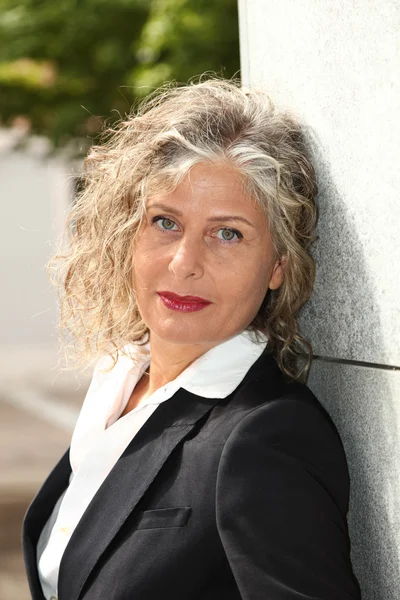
[[151, 216, 243, 244], [152, 216, 178, 231], [216, 228, 242, 243]]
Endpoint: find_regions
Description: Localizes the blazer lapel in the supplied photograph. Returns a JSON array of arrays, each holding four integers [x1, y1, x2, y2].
[[57, 387, 224, 600]]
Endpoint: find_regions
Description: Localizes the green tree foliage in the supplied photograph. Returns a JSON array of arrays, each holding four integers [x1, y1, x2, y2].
[[0, 0, 239, 149]]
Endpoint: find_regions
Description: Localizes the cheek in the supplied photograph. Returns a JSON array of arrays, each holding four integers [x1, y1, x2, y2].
[[234, 260, 271, 294], [133, 244, 158, 285]]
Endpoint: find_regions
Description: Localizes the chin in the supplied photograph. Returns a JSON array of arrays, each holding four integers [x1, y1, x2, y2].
[[149, 320, 213, 345]]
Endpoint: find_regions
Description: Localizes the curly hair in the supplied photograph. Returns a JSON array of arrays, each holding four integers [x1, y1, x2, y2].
[[49, 77, 318, 382]]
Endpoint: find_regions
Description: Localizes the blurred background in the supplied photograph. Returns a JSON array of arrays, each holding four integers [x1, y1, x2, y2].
[[0, 1, 240, 596]]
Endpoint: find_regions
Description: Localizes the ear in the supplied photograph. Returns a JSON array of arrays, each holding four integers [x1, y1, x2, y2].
[[268, 255, 287, 290]]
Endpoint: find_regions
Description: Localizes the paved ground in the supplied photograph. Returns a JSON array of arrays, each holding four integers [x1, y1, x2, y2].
[[0, 362, 90, 600]]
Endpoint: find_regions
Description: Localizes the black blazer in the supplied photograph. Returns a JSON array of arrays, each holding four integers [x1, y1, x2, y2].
[[22, 349, 362, 600]]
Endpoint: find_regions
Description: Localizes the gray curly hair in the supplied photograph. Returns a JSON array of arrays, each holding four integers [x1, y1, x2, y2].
[[49, 77, 318, 381]]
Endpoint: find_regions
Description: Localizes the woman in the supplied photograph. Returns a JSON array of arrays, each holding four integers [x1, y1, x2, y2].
[[22, 79, 362, 599]]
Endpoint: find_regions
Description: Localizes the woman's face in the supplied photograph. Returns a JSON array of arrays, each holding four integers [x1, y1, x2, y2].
[[132, 162, 285, 348]]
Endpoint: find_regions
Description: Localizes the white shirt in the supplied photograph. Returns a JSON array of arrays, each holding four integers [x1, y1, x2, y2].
[[37, 329, 267, 600]]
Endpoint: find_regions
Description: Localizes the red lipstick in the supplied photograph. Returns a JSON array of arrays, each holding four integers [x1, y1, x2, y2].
[[157, 291, 212, 313]]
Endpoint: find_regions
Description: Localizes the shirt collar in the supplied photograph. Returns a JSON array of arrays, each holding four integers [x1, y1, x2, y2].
[[122, 329, 268, 399]]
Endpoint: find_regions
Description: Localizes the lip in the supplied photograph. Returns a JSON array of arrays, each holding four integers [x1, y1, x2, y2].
[[157, 291, 212, 313], [157, 291, 211, 304]]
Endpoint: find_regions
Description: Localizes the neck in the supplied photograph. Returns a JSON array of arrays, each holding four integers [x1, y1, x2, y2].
[[144, 334, 217, 396]]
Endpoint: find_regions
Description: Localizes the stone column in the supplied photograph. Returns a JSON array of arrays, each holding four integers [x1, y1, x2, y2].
[[238, 1, 400, 598]]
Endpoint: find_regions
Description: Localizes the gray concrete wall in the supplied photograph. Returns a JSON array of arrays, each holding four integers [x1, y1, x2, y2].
[[238, 1, 400, 598]]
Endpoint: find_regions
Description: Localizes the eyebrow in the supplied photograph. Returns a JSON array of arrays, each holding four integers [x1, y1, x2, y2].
[[146, 202, 255, 228]]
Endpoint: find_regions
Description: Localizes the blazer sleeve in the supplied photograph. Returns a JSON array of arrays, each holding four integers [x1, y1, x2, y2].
[[215, 396, 362, 600]]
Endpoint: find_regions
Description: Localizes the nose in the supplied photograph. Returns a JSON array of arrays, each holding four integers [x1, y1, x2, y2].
[[168, 236, 204, 279]]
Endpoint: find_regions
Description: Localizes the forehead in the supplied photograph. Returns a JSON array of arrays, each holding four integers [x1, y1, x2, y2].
[[147, 162, 262, 216]]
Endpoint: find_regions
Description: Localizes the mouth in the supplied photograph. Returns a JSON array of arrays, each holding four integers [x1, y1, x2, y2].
[[157, 291, 211, 304], [157, 291, 212, 313]]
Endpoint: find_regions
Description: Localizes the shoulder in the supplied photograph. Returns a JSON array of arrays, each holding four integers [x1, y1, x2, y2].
[[219, 377, 350, 515], [241, 379, 341, 445], [232, 348, 340, 435], [230, 349, 342, 440], [227, 386, 345, 462]]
